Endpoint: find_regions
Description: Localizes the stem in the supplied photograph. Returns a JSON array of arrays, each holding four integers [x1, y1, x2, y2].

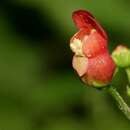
[[107, 86, 130, 120]]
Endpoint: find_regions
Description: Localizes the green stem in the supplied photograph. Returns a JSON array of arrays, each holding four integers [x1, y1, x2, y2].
[[107, 86, 130, 120]]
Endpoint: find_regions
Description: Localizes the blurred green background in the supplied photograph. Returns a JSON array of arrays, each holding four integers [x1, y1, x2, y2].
[[0, 0, 130, 130]]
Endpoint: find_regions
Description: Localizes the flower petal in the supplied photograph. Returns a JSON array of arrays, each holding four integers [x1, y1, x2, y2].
[[86, 52, 116, 84], [72, 55, 88, 77], [72, 10, 108, 40], [82, 30, 108, 58]]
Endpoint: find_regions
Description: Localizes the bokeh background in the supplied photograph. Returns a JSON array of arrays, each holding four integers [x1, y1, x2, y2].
[[0, 0, 130, 130]]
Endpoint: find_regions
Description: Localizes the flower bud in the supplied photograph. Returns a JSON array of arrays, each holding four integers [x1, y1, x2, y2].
[[112, 45, 130, 68]]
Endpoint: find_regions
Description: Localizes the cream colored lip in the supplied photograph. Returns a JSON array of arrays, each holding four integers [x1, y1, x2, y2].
[[72, 55, 88, 77], [70, 38, 84, 56]]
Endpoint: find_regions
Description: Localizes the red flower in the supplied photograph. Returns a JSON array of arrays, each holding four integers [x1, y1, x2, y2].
[[70, 10, 116, 87]]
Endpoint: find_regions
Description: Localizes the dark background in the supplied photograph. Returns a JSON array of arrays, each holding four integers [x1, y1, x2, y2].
[[0, 0, 130, 130]]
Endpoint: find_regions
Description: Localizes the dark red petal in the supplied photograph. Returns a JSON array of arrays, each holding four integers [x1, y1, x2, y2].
[[72, 10, 108, 40]]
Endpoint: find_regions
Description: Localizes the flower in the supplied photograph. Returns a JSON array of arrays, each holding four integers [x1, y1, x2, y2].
[[112, 45, 130, 68], [70, 10, 116, 87]]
